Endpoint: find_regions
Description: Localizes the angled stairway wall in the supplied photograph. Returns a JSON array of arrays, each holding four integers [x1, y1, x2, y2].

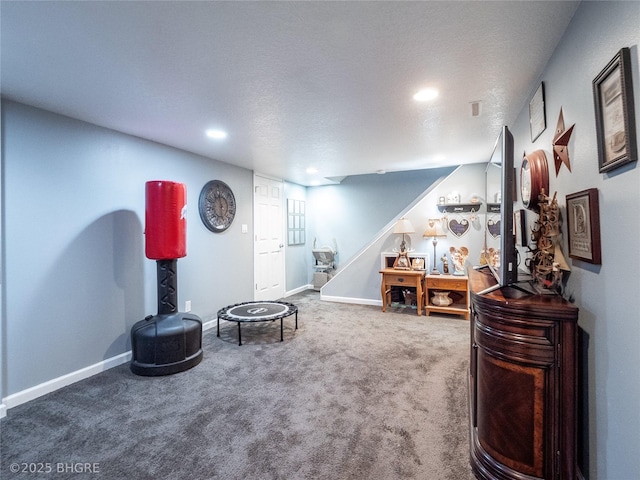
[[320, 163, 487, 305]]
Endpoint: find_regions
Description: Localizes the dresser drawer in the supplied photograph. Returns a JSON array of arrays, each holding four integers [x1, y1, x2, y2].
[[427, 277, 467, 290], [385, 274, 415, 284]]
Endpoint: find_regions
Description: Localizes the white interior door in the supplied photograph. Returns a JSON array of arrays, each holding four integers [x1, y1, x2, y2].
[[253, 174, 285, 301]]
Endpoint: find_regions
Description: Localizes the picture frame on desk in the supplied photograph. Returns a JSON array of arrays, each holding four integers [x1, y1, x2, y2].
[[381, 252, 429, 270], [393, 252, 411, 270], [411, 258, 425, 270]]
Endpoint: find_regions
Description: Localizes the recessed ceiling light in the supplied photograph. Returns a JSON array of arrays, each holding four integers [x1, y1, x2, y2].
[[205, 129, 228, 140], [413, 88, 439, 102], [306, 167, 318, 174]]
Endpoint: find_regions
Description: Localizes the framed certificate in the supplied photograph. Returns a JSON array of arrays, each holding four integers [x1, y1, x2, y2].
[[592, 48, 637, 173]]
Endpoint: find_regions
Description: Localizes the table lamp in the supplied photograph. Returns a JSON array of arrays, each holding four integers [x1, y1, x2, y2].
[[423, 218, 447, 274], [392, 218, 415, 269]]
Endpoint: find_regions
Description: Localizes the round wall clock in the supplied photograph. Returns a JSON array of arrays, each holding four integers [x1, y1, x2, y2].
[[520, 150, 549, 211], [199, 180, 236, 232]]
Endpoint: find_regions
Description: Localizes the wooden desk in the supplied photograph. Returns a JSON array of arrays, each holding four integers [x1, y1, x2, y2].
[[379, 268, 425, 316], [424, 274, 469, 319]]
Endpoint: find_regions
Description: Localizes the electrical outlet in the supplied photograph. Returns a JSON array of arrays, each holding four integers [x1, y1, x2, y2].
[[185, 300, 191, 312]]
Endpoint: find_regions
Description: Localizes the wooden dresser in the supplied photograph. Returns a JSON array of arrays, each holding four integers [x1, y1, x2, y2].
[[424, 274, 469, 319], [468, 268, 579, 480]]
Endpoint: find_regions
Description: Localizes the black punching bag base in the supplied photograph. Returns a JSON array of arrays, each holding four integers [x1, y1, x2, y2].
[[130, 312, 203, 376]]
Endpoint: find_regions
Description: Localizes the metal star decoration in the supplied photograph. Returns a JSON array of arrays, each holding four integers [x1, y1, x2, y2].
[[552, 108, 575, 175]]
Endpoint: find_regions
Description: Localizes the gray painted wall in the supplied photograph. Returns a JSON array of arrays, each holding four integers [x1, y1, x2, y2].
[[2, 101, 254, 396], [509, 3, 640, 478]]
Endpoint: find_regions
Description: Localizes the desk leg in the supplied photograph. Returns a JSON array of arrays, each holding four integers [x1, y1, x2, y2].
[[416, 280, 423, 316], [381, 281, 387, 312]]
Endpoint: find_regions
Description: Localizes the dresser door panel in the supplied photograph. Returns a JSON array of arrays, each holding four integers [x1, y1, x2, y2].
[[477, 350, 545, 477]]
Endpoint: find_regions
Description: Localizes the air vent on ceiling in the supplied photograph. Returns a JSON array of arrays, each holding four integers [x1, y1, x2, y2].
[[470, 101, 482, 117]]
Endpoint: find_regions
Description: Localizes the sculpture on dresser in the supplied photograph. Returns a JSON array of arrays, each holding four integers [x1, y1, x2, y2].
[[449, 246, 469, 276], [441, 254, 449, 274], [527, 190, 569, 291]]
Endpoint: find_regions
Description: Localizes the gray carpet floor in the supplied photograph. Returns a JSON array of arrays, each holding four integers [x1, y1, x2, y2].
[[1, 290, 474, 479]]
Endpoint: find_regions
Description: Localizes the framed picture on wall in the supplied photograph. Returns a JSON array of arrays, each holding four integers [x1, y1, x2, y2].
[[592, 47, 637, 173], [566, 188, 602, 264], [529, 82, 546, 142], [287, 199, 305, 245]]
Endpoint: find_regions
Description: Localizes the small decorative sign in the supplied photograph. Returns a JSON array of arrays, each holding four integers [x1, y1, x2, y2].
[[487, 217, 501, 238], [448, 217, 469, 238]]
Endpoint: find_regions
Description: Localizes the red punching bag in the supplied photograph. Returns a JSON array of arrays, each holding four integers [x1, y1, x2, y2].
[[145, 180, 187, 260]]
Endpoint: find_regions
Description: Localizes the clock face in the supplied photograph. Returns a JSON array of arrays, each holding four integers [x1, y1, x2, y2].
[[199, 180, 236, 232], [520, 150, 550, 211]]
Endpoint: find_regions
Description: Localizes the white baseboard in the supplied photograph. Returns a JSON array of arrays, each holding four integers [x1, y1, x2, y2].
[[1, 293, 317, 414], [202, 318, 217, 332], [3, 351, 132, 412], [320, 294, 381, 307], [285, 284, 314, 297]]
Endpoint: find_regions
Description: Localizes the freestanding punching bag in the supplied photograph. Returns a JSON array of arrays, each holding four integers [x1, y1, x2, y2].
[[130, 180, 203, 376]]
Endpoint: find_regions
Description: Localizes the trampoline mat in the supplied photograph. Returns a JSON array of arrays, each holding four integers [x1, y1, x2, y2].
[[218, 301, 297, 323]]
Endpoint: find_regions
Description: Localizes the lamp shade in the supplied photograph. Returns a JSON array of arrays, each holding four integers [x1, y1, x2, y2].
[[393, 218, 415, 234], [423, 218, 447, 238]]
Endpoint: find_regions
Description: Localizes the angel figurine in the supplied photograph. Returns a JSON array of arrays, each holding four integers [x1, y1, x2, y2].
[[449, 246, 469, 276]]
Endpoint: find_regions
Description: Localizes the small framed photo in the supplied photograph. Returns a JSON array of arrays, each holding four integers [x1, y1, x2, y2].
[[566, 188, 602, 264], [592, 48, 637, 173], [529, 82, 546, 142], [411, 257, 425, 270]]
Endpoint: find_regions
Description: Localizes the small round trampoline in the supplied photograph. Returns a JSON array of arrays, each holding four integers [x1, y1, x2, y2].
[[217, 301, 298, 346]]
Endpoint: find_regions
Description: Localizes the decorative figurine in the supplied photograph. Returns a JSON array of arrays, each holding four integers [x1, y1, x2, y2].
[[450, 246, 469, 276], [527, 190, 570, 290], [441, 254, 449, 274]]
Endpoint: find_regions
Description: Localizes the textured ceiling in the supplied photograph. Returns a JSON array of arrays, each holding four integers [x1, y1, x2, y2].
[[1, 1, 580, 186]]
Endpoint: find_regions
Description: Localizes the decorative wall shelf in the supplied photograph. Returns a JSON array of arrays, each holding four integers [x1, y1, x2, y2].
[[486, 203, 501, 213], [437, 202, 483, 214]]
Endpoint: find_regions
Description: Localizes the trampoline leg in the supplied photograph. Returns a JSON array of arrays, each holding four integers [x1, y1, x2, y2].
[[217, 316, 220, 337], [280, 319, 284, 341], [295, 312, 298, 330], [238, 322, 242, 346]]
